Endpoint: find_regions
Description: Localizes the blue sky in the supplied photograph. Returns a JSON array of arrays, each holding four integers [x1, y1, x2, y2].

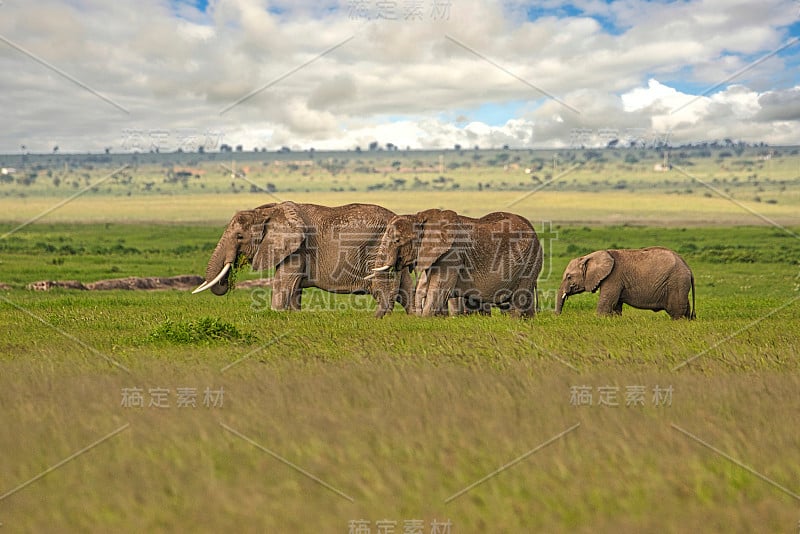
[[523, 2, 626, 35]]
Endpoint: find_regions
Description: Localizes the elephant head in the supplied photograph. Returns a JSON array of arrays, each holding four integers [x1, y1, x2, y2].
[[369, 209, 459, 315], [555, 250, 614, 314], [372, 209, 459, 273], [193, 201, 305, 295]]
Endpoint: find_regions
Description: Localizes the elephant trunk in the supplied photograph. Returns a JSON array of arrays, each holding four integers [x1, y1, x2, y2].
[[372, 239, 397, 272], [555, 282, 568, 315], [373, 278, 397, 318], [195, 235, 235, 296], [371, 241, 401, 318]]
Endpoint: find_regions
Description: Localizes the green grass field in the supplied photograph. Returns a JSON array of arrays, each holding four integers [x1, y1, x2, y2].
[[1, 149, 799, 532]]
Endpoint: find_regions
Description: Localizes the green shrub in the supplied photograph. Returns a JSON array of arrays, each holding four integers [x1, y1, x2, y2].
[[149, 317, 255, 345]]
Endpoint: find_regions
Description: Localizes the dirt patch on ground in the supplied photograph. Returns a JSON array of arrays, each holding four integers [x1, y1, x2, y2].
[[234, 279, 272, 289], [26, 280, 89, 291], [87, 275, 205, 291], [22, 275, 273, 291], [26, 275, 205, 291]]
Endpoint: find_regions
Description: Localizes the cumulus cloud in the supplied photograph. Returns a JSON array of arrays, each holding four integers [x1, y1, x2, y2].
[[755, 86, 800, 121], [0, 0, 797, 152]]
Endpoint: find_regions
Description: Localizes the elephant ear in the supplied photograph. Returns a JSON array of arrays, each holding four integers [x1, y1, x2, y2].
[[253, 202, 306, 271], [416, 209, 459, 272], [583, 250, 614, 293]]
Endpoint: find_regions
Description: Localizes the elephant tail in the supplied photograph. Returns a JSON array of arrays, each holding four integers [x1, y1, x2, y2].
[[689, 273, 696, 320]]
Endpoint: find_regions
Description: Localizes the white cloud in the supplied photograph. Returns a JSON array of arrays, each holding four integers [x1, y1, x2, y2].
[[0, 0, 797, 153]]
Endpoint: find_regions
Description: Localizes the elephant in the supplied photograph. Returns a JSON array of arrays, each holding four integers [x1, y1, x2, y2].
[[193, 201, 414, 316], [555, 247, 696, 319], [369, 209, 543, 317]]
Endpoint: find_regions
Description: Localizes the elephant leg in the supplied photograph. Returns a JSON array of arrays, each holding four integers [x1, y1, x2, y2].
[[510, 296, 535, 318], [271, 287, 291, 310], [596, 285, 623, 316], [421, 270, 453, 317], [271, 270, 303, 310], [464, 297, 490, 316], [668, 310, 684, 320], [681, 297, 693, 320], [289, 288, 302, 311], [509, 280, 537, 318], [666, 286, 692, 320], [414, 271, 429, 316], [424, 291, 451, 316], [667, 298, 690, 320], [447, 298, 464, 315], [397, 271, 414, 315], [473, 301, 491, 316]]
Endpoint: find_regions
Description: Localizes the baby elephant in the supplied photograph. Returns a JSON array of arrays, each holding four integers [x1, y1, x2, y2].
[[556, 247, 695, 319]]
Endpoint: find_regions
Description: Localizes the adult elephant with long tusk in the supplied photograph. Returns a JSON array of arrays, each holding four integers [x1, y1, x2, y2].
[[370, 209, 543, 318], [194, 201, 414, 316]]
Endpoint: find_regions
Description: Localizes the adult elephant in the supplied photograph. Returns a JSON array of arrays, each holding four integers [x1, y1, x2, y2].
[[369, 209, 543, 317], [555, 247, 695, 319], [193, 201, 413, 316]]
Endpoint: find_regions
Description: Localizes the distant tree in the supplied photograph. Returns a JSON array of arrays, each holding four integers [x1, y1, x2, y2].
[[53, 146, 59, 153], [454, 144, 461, 151], [220, 144, 232, 152], [369, 141, 380, 151], [235, 145, 243, 152]]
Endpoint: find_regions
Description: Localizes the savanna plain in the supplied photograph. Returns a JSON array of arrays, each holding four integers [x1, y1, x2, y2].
[[1, 147, 799, 532]]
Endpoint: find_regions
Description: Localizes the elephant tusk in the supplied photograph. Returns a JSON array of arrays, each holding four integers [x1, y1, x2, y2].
[[371, 265, 391, 272], [364, 272, 377, 280], [192, 263, 232, 294], [561, 292, 567, 301], [191, 281, 211, 294]]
